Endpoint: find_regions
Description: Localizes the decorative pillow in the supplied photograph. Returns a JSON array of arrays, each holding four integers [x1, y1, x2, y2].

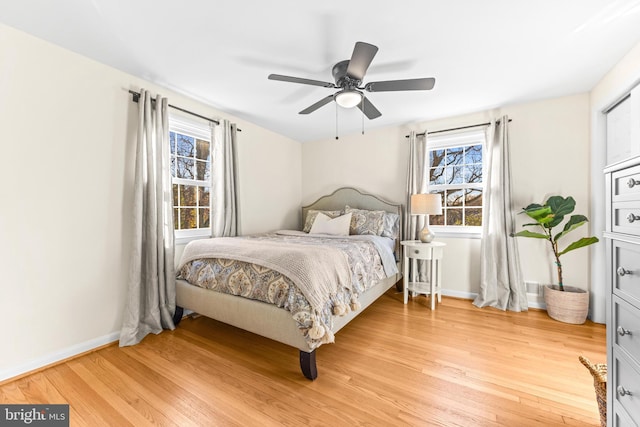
[[344, 205, 385, 236], [303, 209, 342, 233], [309, 212, 352, 236], [381, 212, 400, 238]]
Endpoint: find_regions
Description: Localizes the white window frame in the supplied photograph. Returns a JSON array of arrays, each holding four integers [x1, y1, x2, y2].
[[426, 128, 486, 238], [169, 113, 213, 244]]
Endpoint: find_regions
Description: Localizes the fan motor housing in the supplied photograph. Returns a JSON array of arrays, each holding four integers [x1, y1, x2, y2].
[[332, 60, 360, 88]]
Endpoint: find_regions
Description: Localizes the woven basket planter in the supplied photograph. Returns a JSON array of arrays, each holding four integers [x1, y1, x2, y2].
[[544, 285, 589, 324], [579, 355, 607, 427]]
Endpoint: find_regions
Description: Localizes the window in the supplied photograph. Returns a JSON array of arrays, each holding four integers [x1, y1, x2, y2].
[[169, 114, 212, 241], [427, 129, 485, 232]]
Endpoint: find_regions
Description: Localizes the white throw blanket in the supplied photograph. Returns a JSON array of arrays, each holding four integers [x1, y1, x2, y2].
[[179, 237, 353, 323]]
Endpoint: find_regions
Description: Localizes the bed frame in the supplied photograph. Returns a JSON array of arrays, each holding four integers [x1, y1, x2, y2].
[[174, 187, 403, 380]]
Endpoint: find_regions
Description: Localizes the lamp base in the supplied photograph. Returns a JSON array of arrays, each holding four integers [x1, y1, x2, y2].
[[419, 226, 434, 243]]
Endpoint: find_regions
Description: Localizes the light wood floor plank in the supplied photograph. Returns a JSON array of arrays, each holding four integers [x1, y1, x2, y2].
[[0, 291, 606, 426]]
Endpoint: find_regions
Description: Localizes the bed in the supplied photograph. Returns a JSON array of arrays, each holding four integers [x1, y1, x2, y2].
[[174, 187, 403, 380]]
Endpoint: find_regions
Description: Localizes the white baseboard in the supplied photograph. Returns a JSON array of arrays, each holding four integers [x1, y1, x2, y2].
[[441, 289, 478, 300], [0, 331, 120, 383], [441, 289, 548, 311]]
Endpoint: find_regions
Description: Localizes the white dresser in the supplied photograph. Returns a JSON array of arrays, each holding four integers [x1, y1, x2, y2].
[[604, 157, 640, 426]]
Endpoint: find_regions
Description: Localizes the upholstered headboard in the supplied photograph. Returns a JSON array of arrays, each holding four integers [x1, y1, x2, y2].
[[302, 187, 404, 260]]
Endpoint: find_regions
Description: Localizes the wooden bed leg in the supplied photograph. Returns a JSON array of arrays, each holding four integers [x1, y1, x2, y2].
[[173, 306, 184, 326], [395, 279, 403, 292], [299, 350, 318, 380]]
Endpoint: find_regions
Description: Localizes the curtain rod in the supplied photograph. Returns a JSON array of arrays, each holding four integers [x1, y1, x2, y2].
[[128, 90, 242, 132], [404, 119, 512, 138]]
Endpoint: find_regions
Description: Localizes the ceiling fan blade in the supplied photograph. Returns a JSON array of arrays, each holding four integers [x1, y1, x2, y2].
[[365, 77, 436, 92], [268, 74, 336, 88], [299, 95, 335, 114], [357, 96, 382, 119], [346, 42, 378, 81]]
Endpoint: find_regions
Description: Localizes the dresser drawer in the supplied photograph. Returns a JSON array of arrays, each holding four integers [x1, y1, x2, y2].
[[614, 403, 636, 427], [612, 240, 640, 305], [612, 351, 640, 423], [612, 163, 640, 202], [613, 295, 640, 366], [612, 202, 640, 236]]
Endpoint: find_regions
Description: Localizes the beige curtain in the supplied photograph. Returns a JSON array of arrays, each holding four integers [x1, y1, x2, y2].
[[473, 116, 527, 311], [211, 119, 238, 237], [404, 131, 429, 283], [120, 89, 177, 346], [404, 131, 428, 240]]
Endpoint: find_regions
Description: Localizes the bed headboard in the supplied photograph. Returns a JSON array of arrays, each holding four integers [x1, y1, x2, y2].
[[302, 187, 404, 260]]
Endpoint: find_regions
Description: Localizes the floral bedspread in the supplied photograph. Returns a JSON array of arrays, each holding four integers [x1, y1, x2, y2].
[[177, 232, 393, 349]]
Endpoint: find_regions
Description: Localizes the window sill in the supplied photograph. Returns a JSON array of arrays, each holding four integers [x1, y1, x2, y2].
[[431, 227, 482, 240]]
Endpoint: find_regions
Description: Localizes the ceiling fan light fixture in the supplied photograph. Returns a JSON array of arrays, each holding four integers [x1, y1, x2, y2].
[[335, 90, 362, 108]]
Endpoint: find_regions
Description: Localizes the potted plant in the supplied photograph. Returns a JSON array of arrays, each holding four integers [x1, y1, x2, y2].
[[514, 195, 599, 324]]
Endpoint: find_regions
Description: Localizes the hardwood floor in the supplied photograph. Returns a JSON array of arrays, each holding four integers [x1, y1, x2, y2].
[[1, 290, 606, 426]]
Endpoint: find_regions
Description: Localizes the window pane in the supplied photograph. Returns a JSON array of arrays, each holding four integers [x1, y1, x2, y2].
[[446, 166, 464, 184], [180, 185, 197, 207], [199, 187, 210, 207], [466, 208, 482, 226], [176, 157, 194, 179], [179, 208, 197, 229], [446, 190, 464, 207], [445, 147, 464, 166], [430, 149, 445, 168], [465, 189, 482, 206], [199, 208, 210, 228], [447, 208, 463, 225], [431, 213, 444, 226], [465, 144, 482, 164], [196, 139, 210, 160], [173, 208, 179, 230], [170, 156, 176, 177], [429, 167, 445, 185], [172, 184, 179, 206], [170, 132, 176, 154], [196, 160, 210, 181], [465, 164, 483, 183], [177, 134, 195, 157]]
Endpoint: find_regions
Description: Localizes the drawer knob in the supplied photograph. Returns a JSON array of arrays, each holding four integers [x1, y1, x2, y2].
[[628, 177, 640, 188], [617, 326, 632, 336], [617, 385, 632, 397], [626, 213, 640, 223], [617, 267, 632, 276], [414, 250, 420, 254]]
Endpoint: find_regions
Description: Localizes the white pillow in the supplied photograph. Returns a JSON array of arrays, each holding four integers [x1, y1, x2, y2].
[[309, 212, 352, 236]]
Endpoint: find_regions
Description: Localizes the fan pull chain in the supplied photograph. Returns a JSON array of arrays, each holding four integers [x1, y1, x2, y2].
[[361, 96, 365, 135], [335, 102, 339, 140]]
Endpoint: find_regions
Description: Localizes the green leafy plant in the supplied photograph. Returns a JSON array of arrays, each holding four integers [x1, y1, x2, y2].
[[514, 196, 599, 291]]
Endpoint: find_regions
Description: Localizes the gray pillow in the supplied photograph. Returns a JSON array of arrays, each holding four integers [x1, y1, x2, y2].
[[381, 212, 400, 238], [344, 205, 385, 236]]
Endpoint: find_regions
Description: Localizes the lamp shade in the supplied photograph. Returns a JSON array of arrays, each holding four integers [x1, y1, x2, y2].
[[411, 193, 442, 215]]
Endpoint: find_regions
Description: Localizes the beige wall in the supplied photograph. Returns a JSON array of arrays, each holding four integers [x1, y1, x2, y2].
[[302, 93, 592, 299], [0, 24, 301, 380]]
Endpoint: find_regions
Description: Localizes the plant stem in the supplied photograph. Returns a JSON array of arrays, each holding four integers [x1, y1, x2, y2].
[[551, 239, 564, 291]]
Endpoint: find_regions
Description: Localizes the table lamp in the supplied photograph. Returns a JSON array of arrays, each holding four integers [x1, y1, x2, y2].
[[411, 193, 443, 243]]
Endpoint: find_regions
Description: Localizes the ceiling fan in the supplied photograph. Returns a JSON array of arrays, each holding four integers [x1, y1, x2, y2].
[[268, 41, 435, 119]]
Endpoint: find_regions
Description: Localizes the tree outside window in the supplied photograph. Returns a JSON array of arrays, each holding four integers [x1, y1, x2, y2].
[[170, 130, 211, 231], [428, 139, 483, 228]]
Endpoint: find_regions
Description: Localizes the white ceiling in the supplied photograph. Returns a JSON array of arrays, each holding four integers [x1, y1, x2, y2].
[[3, 0, 640, 142]]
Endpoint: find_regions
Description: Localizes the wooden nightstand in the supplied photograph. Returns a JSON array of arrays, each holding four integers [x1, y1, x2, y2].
[[401, 240, 446, 310]]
